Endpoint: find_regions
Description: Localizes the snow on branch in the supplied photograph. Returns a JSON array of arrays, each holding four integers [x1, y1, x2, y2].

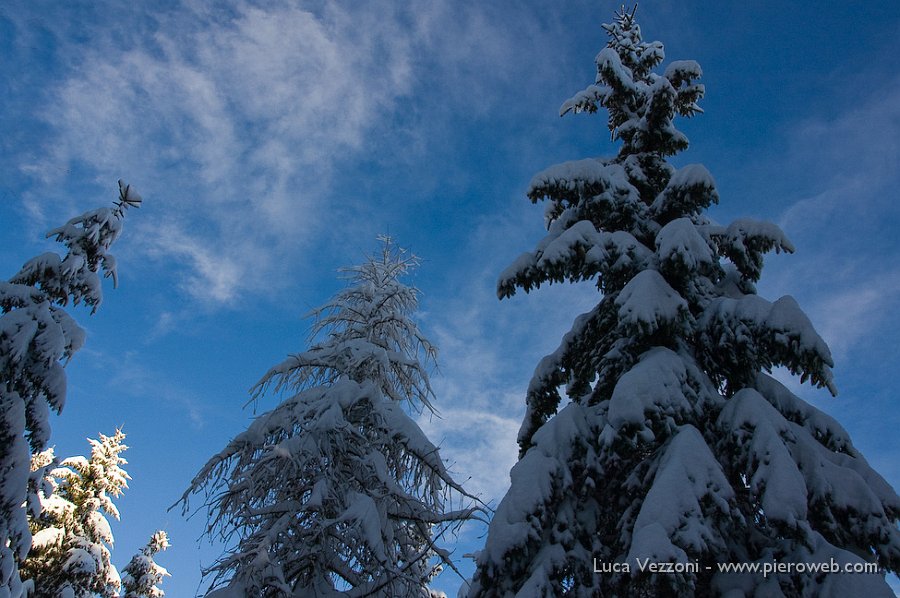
[[0, 181, 139, 598], [181, 238, 481, 597]]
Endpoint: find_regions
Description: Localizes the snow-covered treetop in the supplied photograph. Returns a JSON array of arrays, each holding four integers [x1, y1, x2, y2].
[[182, 238, 478, 597], [53, 429, 130, 522], [495, 6, 835, 454], [470, 8, 898, 597], [8, 180, 141, 312], [22, 430, 131, 598], [121, 530, 170, 598], [0, 181, 139, 598], [560, 5, 703, 158], [146, 530, 169, 553], [253, 235, 439, 413]]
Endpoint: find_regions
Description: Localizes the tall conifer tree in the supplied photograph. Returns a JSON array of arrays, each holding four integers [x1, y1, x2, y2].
[[183, 238, 477, 597], [469, 8, 900, 596], [0, 182, 140, 598]]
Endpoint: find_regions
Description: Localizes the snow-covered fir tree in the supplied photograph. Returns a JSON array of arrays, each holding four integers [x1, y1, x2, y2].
[[0, 181, 140, 598], [468, 8, 900, 597], [22, 430, 130, 597], [182, 238, 479, 597], [121, 531, 170, 598]]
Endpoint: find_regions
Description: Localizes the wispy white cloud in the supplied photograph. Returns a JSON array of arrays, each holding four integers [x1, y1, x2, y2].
[[25, 2, 415, 303], [419, 403, 521, 504], [777, 74, 900, 231], [147, 310, 177, 341], [745, 73, 900, 451], [807, 280, 900, 363], [73, 347, 210, 430], [13, 0, 571, 313], [420, 297, 526, 503], [12, 0, 594, 509], [761, 77, 900, 373], [9, 3, 484, 306], [418, 199, 601, 505], [137, 219, 250, 304]]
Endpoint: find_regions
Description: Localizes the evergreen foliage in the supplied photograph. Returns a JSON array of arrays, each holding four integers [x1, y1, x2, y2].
[[469, 8, 900, 597], [22, 430, 130, 598], [0, 182, 140, 598], [183, 238, 479, 597], [121, 531, 170, 598]]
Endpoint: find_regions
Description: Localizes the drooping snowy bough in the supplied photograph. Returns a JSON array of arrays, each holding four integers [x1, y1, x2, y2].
[[182, 238, 479, 597], [0, 182, 140, 598], [469, 8, 900, 597]]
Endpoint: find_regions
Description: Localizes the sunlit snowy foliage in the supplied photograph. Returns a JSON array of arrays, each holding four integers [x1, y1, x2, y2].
[[183, 238, 479, 597], [21, 430, 130, 598], [0, 182, 139, 598], [121, 530, 170, 598], [469, 8, 900, 597]]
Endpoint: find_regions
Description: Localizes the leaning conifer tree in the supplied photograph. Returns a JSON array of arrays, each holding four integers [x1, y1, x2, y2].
[[469, 8, 900, 597], [182, 238, 478, 597], [0, 181, 140, 598]]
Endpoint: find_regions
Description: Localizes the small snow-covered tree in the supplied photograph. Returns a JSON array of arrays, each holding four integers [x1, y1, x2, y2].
[[182, 238, 478, 597], [0, 181, 140, 598], [121, 530, 170, 598], [22, 430, 130, 597], [469, 7, 900, 597]]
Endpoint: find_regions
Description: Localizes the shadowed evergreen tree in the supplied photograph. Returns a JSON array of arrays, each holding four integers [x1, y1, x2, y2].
[[0, 182, 140, 598], [183, 238, 478, 597], [468, 8, 900, 597]]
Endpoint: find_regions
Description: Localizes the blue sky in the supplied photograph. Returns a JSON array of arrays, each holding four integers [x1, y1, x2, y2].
[[2, 1, 899, 595]]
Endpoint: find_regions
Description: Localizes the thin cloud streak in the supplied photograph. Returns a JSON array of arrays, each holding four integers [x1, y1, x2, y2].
[[764, 77, 900, 370], [14, 0, 573, 314], [420, 202, 601, 505], [21, 0, 525, 309], [28, 1, 415, 305]]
